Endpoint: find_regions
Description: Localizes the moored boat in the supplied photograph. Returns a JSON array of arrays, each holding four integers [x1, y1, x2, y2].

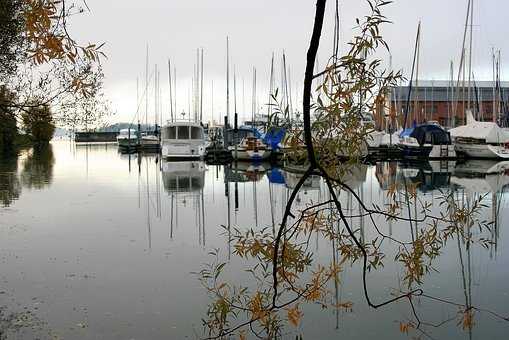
[[449, 111, 509, 159], [161, 121, 206, 159], [230, 136, 271, 161], [117, 128, 140, 151], [397, 122, 456, 159]]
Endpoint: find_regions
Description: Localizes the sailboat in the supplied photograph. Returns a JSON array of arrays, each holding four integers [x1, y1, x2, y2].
[[450, 110, 509, 159], [140, 62, 160, 151], [230, 67, 272, 162]]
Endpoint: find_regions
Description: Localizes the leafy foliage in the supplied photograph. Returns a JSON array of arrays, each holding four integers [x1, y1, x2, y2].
[[196, 1, 508, 339], [1, 0, 109, 133], [21, 103, 55, 143]]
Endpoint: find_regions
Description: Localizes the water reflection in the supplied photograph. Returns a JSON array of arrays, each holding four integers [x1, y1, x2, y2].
[[0, 145, 54, 207], [162, 161, 206, 193], [376, 161, 454, 192], [162, 160, 206, 244], [0, 142, 508, 339], [0, 152, 21, 207], [225, 162, 269, 183], [20, 144, 54, 189]]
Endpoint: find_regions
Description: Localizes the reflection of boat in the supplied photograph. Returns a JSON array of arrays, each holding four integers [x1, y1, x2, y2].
[[161, 122, 206, 159], [451, 160, 509, 193], [451, 172, 509, 193], [161, 161, 206, 193], [454, 160, 509, 175], [450, 111, 509, 159], [375, 161, 453, 192], [225, 162, 269, 183], [281, 169, 321, 190]]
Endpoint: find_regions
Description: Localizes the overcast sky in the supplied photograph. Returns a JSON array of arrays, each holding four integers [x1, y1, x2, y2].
[[70, 0, 508, 125]]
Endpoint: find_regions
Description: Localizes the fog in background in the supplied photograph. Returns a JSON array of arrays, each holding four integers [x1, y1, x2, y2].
[[69, 0, 508, 124]]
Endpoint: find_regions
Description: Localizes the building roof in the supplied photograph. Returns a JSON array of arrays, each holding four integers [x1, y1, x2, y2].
[[392, 80, 509, 102]]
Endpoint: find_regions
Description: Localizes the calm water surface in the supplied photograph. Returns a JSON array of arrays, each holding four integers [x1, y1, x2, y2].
[[0, 141, 508, 339]]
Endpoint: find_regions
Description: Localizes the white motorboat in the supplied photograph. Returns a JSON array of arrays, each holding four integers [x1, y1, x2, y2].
[[449, 111, 509, 159], [161, 122, 206, 159], [117, 128, 139, 149]]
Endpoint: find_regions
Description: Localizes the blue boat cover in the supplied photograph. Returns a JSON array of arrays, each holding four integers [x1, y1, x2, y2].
[[263, 127, 286, 150], [267, 168, 286, 184], [399, 127, 414, 138]]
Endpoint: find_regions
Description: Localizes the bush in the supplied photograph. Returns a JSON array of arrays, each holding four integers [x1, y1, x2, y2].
[[21, 104, 55, 143], [0, 85, 18, 151]]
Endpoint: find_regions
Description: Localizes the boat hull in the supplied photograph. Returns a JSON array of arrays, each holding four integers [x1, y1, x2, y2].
[[398, 143, 456, 159], [117, 137, 139, 149], [161, 141, 206, 159], [455, 143, 509, 159], [231, 149, 271, 161]]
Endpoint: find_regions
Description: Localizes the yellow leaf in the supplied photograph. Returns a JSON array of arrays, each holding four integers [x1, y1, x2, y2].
[[287, 305, 302, 327]]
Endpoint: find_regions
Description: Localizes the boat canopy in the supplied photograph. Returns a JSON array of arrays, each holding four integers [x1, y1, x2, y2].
[[399, 127, 415, 139], [162, 124, 204, 140], [119, 128, 137, 134], [224, 126, 261, 146], [263, 127, 286, 150], [450, 121, 509, 144], [409, 124, 451, 145]]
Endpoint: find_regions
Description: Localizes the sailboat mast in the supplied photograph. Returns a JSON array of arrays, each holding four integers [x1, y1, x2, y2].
[[492, 48, 496, 122], [145, 44, 149, 129], [414, 22, 420, 124], [449, 60, 454, 127], [268, 53, 274, 119], [452, 0, 472, 126], [467, 0, 474, 115], [211, 80, 214, 125], [168, 59, 173, 122], [174, 67, 177, 117], [194, 49, 198, 122], [402, 22, 420, 130], [154, 64, 158, 130], [233, 66, 237, 114], [200, 48, 204, 123], [136, 77, 140, 125], [226, 36, 230, 126], [252, 67, 256, 125]]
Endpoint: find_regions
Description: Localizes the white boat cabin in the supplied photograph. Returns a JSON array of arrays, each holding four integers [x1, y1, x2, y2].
[[161, 122, 206, 158]]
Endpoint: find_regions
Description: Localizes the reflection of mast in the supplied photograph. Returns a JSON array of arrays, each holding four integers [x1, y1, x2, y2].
[[145, 158, 152, 250], [155, 156, 161, 219], [253, 180, 258, 228], [225, 170, 231, 260], [268, 175, 276, 234], [170, 192, 174, 239], [201, 188, 206, 246], [402, 172, 415, 242], [358, 187, 365, 243]]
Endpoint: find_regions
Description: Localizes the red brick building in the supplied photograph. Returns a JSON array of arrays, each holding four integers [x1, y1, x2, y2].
[[386, 80, 509, 129]]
